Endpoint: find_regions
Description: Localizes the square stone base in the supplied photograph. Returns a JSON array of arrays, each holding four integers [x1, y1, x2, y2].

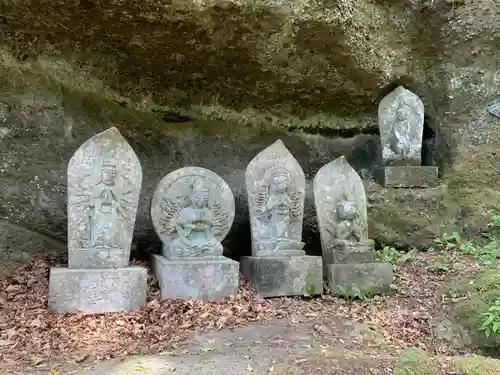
[[152, 254, 239, 301], [48, 266, 147, 314], [382, 166, 439, 188], [323, 240, 375, 265], [68, 248, 129, 269], [322, 240, 375, 278], [240, 255, 322, 298], [326, 263, 393, 296]]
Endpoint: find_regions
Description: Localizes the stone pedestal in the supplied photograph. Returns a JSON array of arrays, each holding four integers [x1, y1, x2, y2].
[[323, 240, 375, 264], [327, 263, 393, 296], [48, 266, 148, 314], [323, 239, 393, 296], [68, 248, 129, 269], [152, 254, 239, 301], [240, 255, 322, 298], [381, 166, 438, 188]]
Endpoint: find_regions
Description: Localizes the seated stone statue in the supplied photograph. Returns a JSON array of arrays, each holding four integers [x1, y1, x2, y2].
[[162, 179, 225, 258], [326, 201, 362, 243]]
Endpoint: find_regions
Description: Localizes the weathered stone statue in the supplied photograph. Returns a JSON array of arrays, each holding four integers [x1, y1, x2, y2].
[[314, 156, 393, 296], [240, 140, 322, 297], [378, 86, 438, 187], [151, 167, 239, 301], [48, 127, 147, 314], [487, 100, 500, 119], [250, 163, 304, 255]]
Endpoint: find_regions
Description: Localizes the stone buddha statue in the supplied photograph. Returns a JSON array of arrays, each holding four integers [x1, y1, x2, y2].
[[326, 201, 362, 243], [167, 178, 223, 257]]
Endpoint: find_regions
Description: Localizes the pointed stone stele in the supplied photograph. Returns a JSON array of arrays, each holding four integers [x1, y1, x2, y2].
[[313, 156, 393, 297], [48, 127, 147, 314], [378, 86, 438, 187], [240, 140, 322, 298], [487, 100, 500, 119], [150, 166, 239, 301]]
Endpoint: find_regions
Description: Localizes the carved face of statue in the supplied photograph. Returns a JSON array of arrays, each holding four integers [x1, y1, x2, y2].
[[270, 171, 290, 193], [191, 189, 209, 209], [395, 102, 412, 122], [101, 165, 117, 185], [336, 201, 358, 221]]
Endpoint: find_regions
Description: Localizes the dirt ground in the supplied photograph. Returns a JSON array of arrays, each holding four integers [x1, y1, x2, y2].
[[0, 247, 494, 375], [20, 316, 397, 375]]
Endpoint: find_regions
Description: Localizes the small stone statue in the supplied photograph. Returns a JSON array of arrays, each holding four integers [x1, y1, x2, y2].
[[378, 86, 438, 187], [254, 165, 301, 244], [49, 127, 147, 314], [241, 139, 322, 298], [151, 167, 234, 260], [325, 201, 363, 243], [84, 158, 133, 248], [313, 156, 393, 296], [389, 101, 414, 160], [246, 140, 305, 255], [68, 132, 140, 255], [160, 178, 225, 257], [379, 86, 424, 166], [151, 167, 239, 301]]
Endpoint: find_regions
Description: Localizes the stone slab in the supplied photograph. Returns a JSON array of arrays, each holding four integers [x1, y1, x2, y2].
[[254, 249, 306, 257], [240, 255, 322, 298], [48, 266, 147, 314], [67, 127, 142, 258], [378, 86, 425, 166], [68, 248, 129, 269], [323, 239, 375, 265], [326, 262, 393, 296], [152, 254, 239, 301], [382, 166, 439, 188]]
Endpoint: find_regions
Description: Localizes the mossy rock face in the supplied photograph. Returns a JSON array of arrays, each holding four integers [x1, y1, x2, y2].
[[1, 0, 500, 274], [437, 269, 500, 352], [453, 355, 500, 375], [394, 348, 440, 375], [443, 270, 500, 299]]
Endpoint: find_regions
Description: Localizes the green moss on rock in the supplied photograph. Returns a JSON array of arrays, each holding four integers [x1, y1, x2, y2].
[[394, 348, 440, 375], [443, 269, 500, 298], [453, 355, 500, 375], [442, 269, 500, 351]]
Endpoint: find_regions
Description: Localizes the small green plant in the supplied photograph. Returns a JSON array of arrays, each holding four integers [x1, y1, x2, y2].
[[488, 213, 500, 229], [337, 284, 373, 301], [459, 240, 499, 267], [375, 246, 397, 263], [432, 232, 461, 251], [426, 262, 449, 273], [478, 299, 500, 338], [302, 279, 315, 298], [397, 248, 418, 264], [474, 241, 499, 267], [459, 240, 476, 253]]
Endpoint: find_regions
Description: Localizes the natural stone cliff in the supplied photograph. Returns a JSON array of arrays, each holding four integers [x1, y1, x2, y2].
[[1, 0, 500, 273]]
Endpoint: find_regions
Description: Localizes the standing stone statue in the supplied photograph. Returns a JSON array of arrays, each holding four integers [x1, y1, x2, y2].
[[487, 100, 500, 119], [378, 86, 438, 187], [48, 127, 147, 314], [240, 140, 322, 297], [314, 156, 393, 296], [151, 167, 239, 301]]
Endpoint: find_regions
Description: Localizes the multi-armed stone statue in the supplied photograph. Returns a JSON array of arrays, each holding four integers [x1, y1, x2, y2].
[[48, 127, 147, 314], [151, 167, 239, 300], [378, 86, 438, 187], [240, 140, 322, 297], [314, 156, 393, 296]]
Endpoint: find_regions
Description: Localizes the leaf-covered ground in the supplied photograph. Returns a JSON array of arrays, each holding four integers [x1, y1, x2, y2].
[[0, 249, 495, 374]]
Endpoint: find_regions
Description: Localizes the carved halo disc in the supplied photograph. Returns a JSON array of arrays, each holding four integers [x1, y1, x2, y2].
[[150, 166, 235, 245]]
